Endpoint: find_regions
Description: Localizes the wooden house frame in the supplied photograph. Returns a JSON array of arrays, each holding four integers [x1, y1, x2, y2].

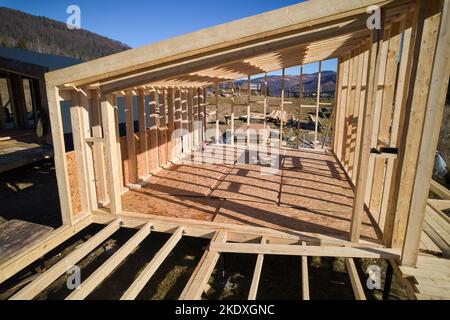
[[2, 0, 450, 300]]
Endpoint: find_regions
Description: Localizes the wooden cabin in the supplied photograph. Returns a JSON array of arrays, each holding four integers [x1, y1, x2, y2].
[[2, 0, 450, 300]]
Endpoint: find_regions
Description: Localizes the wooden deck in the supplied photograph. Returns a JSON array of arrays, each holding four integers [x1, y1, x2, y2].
[[119, 146, 381, 244]]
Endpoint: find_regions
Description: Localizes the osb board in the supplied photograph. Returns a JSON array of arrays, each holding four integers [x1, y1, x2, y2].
[[66, 151, 82, 214], [141, 162, 231, 196], [121, 190, 221, 221], [212, 199, 379, 243], [280, 150, 354, 212], [148, 127, 159, 171], [210, 163, 282, 204], [0, 219, 53, 263]]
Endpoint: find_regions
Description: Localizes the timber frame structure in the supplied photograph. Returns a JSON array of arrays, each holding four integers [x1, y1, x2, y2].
[[1, 0, 450, 300]]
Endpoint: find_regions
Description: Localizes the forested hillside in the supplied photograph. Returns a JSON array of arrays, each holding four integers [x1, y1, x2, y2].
[[0, 6, 130, 61]]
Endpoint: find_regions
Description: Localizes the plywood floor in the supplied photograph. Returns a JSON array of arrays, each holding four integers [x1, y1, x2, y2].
[[121, 145, 380, 243]]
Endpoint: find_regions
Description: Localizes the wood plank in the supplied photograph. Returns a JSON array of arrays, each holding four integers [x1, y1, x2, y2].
[[0, 220, 53, 263], [125, 91, 138, 183], [428, 199, 450, 212], [430, 180, 450, 200], [148, 89, 159, 170], [345, 258, 366, 300], [101, 94, 122, 214], [248, 237, 266, 300], [45, 85, 73, 225], [209, 243, 400, 259], [350, 28, 382, 242], [66, 222, 151, 300], [137, 88, 149, 177], [301, 241, 309, 300], [401, 0, 450, 266], [0, 217, 91, 285], [10, 219, 121, 300], [167, 88, 175, 161], [89, 89, 108, 204], [158, 89, 168, 166], [120, 226, 184, 300], [180, 231, 227, 300], [314, 62, 322, 149]]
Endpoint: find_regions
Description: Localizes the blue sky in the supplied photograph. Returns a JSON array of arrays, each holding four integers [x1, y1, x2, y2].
[[2, 0, 336, 73]]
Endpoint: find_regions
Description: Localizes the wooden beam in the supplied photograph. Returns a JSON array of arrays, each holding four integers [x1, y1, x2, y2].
[[280, 68, 285, 145], [314, 62, 322, 149], [125, 91, 138, 183], [382, 13, 418, 246], [345, 258, 366, 300], [158, 89, 168, 166], [209, 243, 400, 259], [230, 81, 236, 145], [101, 94, 122, 214], [215, 84, 220, 144], [430, 180, 450, 200], [296, 66, 303, 149], [391, 0, 443, 249], [181, 88, 189, 153], [148, 89, 159, 170], [46, 0, 388, 87], [187, 88, 194, 149], [121, 226, 184, 300], [180, 231, 227, 300], [167, 88, 175, 160], [0, 216, 91, 285], [137, 88, 149, 177], [248, 237, 267, 300], [10, 219, 121, 300], [46, 85, 73, 225], [113, 95, 125, 191], [89, 89, 108, 205], [301, 241, 309, 300], [70, 89, 96, 214], [402, 0, 450, 267], [247, 75, 251, 144], [66, 222, 151, 300], [350, 28, 383, 242]]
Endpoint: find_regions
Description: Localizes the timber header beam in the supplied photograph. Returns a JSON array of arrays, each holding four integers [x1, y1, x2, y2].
[[45, 0, 396, 88]]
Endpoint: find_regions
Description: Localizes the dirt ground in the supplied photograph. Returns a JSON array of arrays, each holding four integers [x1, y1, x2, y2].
[[0, 158, 410, 300]]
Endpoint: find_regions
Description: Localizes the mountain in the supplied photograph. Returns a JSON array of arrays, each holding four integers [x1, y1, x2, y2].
[[0, 6, 130, 61], [235, 71, 337, 96]]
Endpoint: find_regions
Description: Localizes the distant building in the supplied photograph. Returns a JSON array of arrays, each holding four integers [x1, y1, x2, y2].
[[0, 47, 80, 143]]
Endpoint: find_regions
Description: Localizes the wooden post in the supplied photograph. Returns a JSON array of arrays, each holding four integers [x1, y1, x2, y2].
[[101, 94, 122, 215], [158, 88, 168, 166], [352, 43, 370, 183], [125, 91, 137, 183], [231, 81, 236, 146], [263, 74, 268, 142], [365, 27, 390, 207], [247, 75, 251, 145], [336, 53, 350, 161], [187, 88, 194, 149], [389, 0, 443, 250], [137, 88, 149, 178], [215, 83, 220, 144], [314, 62, 322, 149], [280, 68, 285, 145], [383, 16, 418, 246], [148, 89, 159, 170], [350, 28, 382, 242], [70, 89, 97, 213], [296, 65, 303, 149], [370, 23, 402, 226], [198, 87, 205, 144], [181, 88, 189, 153], [46, 85, 73, 225], [167, 87, 175, 161], [193, 88, 199, 147], [89, 89, 108, 205], [113, 95, 124, 190], [175, 88, 182, 156], [402, 0, 449, 266]]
